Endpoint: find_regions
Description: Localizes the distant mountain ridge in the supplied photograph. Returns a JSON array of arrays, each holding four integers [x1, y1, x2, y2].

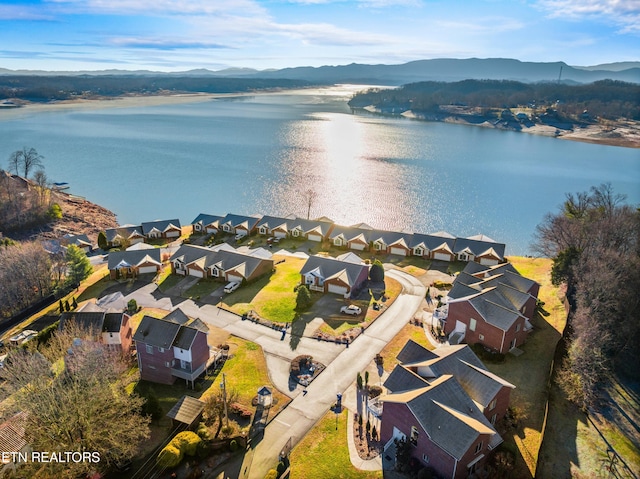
[[1, 58, 638, 84]]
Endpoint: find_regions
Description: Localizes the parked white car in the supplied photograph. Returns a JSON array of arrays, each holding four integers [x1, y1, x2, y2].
[[224, 281, 240, 293], [340, 305, 362, 316]]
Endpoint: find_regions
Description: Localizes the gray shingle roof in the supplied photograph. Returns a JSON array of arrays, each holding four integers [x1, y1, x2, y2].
[[190, 213, 224, 227], [173, 326, 198, 350], [167, 395, 204, 425], [396, 339, 438, 364], [221, 213, 261, 231], [299, 255, 369, 287], [107, 248, 162, 270], [452, 237, 506, 260], [103, 313, 124, 333], [59, 311, 105, 332], [288, 217, 334, 237], [104, 225, 144, 243], [170, 244, 272, 280], [141, 219, 181, 235], [133, 316, 181, 349], [384, 364, 431, 393]]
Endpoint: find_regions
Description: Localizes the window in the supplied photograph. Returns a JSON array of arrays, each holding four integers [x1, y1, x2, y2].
[[293, 230, 299, 237], [375, 243, 382, 250], [522, 305, 527, 315], [489, 399, 496, 411], [158, 347, 165, 353], [165, 361, 170, 367], [410, 426, 419, 446], [422, 454, 429, 464], [145, 344, 153, 354], [475, 442, 483, 454], [516, 323, 521, 332], [479, 334, 484, 341], [491, 413, 497, 425], [414, 248, 423, 256], [469, 318, 477, 332]]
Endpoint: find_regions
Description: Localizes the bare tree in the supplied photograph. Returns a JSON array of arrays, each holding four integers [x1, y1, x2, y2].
[[0, 327, 150, 478], [32, 169, 50, 207], [203, 387, 239, 438], [8, 147, 44, 178], [303, 188, 317, 220]]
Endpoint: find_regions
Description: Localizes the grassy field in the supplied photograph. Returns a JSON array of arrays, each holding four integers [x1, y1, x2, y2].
[[290, 410, 382, 479], [379, 321, 435, 371], [484, 256, 567, 478], [225, 256, 306, 323]]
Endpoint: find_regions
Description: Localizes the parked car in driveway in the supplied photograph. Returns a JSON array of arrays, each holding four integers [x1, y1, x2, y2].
[[224, 281, 240, 293], [340, 305, 362, 316]]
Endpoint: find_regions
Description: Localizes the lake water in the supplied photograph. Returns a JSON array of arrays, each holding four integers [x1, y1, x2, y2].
[[1, 85, 638, 255]]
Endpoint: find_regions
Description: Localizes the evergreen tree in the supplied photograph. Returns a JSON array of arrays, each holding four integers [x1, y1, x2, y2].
[[295, 284, 312, 311], [97, 231, 108, 250], [64, 244, 93, 289], [369, 260, 385, 282]]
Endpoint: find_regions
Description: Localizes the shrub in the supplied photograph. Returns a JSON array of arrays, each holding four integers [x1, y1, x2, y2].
[[141, 393, 163, 420], [157, 443, 183, 468], [369, 260, 385, 282], [47, 203, 63, 219], [276, 461, 286, 475], [229, 439, 239, 452], [196, 423, 210, 440], [221, 425, 234, 437], [295, 284, 312, 311], [127, 299, 137, 314], [368, 385, 383, 398], [196, 439, 213, 458], [264, 470, 278, 479], [173, 431, 201, 457]]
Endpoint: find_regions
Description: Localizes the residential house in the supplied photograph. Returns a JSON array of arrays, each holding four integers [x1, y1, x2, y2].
[[256, 215, 296, 239], [409, 231, 457, 261], [299, 253, 369, 298], [141, 219, 182, 240], [328, 223, 373, 251], [61, 233, 92, 253], [452, 235, 506, 265], [287, 217, 334, 242], [369, 229, 413, 256], [219, 213, 262, 238], [104, 225, 145, 248], [439, 262, 539, 353], [380, 340, 515, 479], [133, 310, 212, 388], [170, 244, 273, 283], [0, 412, 29, 478], [190, 213, 224, 234], [107, 248, 162, 279], [59, 310, 133, 356]]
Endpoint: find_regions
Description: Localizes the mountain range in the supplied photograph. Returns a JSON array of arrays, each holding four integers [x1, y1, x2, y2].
[[1, 58, 638, 85]]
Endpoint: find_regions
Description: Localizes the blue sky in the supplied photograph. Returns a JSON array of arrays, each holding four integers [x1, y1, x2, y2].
[[0, 0, 638, 71]]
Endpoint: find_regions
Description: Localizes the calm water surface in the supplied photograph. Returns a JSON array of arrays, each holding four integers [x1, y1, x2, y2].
[[1, 86, 638, 255]]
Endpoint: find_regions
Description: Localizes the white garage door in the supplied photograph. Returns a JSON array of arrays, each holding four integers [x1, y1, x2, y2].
[[139, 266, 158, 274], [189, 269, 204, 278], [327, 283, 348, 296], [206, 227, 218, 234], [166, 231, 180, 238], [390, 247, 407, 256], [274, 231, 287, 239], [308, 233, 322, 242], [350, 243, 365, 251], [480, 258, 499, 266], [227, 274, 243, 283], [434, 253, 451, 261]]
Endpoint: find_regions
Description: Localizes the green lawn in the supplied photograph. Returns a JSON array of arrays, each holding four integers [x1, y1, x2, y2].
[[290, 411, 382, 479], [226, 256, 305, 323], [184, 277, 221, 298], [157, 272, 182, 293]]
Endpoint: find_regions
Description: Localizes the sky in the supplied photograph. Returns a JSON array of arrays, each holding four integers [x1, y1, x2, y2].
[[0, 0, 638, 72]]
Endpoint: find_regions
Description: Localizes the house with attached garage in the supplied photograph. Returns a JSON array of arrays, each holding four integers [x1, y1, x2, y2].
[[256, 215, 296, 239], [439, 262, 539, 353], [104, 225, 145, 248], [409, 231, 457, 261], [141, 219, 182, 240], [369, 229, 414, 256], [219, 213, 262, 238], [190, 213, 224, 234], [380, 340, 514, 479], [170, 244, 273, 283], [328, 223, 374, 250], [299, 252, 369, 298], [451, 235, 506, 265], [287, 217, 334, 242], [107, 248, 163, 279], [133, 310, 214, 388]]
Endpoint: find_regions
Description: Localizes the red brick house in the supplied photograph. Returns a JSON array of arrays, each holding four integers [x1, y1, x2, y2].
[[439, 262, 539, 353], [380, 340, 515, 479], [133, 311, 212, 388], [299, 253, 369, 298], [59, 310, 133, 357]]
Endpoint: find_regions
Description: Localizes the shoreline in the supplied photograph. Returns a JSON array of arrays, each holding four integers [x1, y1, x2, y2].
[[4, 91, 638, 148]]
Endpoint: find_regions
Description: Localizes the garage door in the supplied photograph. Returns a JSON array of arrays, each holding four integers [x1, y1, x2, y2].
[[308, 233, 322, 242], [434, 253, 451, 261], [166, 231, 180, 238], [139, 266, 158, 274], [390, 247, 407, 256], [480, 258, 499, 266], [189, 269, 204, 278], [350, 243, 365, 251], [328, 283, 348, 296], [206, 227, 218, 234], [227, 274, 243, 283]]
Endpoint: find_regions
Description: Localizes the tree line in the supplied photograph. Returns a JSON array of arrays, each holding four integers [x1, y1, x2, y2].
[[348, 79, 640, 121], [0, 75, 313, 102], [534, 184, 640, 408]]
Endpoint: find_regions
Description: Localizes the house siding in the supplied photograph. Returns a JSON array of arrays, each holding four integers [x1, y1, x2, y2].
[[445, 301, 516, 353], [136, 344, 177, 384], [484, 386, 512, 425], [190, 332, 210, 371]]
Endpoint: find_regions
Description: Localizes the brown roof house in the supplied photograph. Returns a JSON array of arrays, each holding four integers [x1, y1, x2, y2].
[[438, 262, 539, 353], [380, 340, 515, 479], [133, 310, 213, 388]]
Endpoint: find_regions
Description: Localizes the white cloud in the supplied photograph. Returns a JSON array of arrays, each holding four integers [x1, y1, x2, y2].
[[46, 0, 267, 17], [536, 0, 640, 33], [0, 4, 55, 20]]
